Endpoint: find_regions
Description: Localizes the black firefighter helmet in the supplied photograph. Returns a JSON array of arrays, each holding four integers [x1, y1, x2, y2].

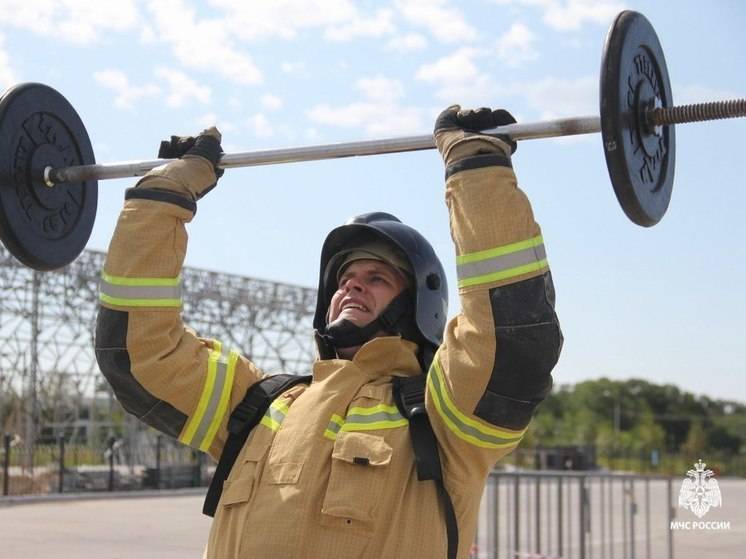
[[313, 212, 448, 368]]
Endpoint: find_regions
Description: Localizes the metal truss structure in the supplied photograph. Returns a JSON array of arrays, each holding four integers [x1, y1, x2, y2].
[[0, 244, 316, 445]]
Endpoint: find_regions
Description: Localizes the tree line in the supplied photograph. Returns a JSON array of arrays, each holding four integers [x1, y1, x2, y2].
[[519, 378, 744, 473]]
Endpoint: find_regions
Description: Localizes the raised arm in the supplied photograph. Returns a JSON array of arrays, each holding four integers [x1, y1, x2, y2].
[[94, 129, 263, 461], [426, 106, 563, 481]]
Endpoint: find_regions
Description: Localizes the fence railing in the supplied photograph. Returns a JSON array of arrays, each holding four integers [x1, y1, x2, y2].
[[4, 435, 739, 559], [1, 433, 208, 496], [471, 470, 676, 559]]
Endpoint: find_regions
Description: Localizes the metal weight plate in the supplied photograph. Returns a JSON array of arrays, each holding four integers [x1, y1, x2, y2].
[[600, 11, 675, 227], [0, 83, 97, 270]]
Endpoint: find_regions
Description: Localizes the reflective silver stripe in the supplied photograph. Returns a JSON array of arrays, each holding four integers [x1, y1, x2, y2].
[[457, 243, 547, 282], [180, 343, 237, 451], [189, 352, 230, 449], [324, 414, 345, 440], [326, 421, 343, 435], [345, 410, 406, 425], [427, 356, 525, 449], [99, 282, 182, 301], [266, 405, 286, 425]]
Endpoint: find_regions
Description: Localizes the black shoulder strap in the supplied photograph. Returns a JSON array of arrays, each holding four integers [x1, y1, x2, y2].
[[203, 373, 312, 517], [393, 375, 459, 559]]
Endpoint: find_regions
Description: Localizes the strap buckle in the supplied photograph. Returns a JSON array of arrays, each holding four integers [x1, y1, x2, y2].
[[394, 375, 427, 419]]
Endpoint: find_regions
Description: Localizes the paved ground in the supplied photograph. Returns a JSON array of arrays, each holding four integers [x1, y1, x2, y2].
[[0, 480, 743, 558], [0, 491, 211, 559]]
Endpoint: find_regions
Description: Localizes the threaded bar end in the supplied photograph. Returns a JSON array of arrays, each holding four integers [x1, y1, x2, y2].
[[650, 99, 746, 126]]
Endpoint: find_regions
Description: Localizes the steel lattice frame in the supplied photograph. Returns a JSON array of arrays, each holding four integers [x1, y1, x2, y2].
[[0, 244, 316, 443]]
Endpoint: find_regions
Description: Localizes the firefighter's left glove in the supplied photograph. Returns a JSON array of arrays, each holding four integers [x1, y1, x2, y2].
[[136, 126, 224, 200], [434, 105, 517, 169]]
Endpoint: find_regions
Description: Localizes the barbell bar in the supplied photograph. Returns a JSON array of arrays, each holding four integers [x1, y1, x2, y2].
[[0, 10, 744, 272], [45, 115, 605, 185], [44, 101, 745, 185]]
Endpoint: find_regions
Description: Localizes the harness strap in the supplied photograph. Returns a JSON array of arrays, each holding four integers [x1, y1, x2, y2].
[[394, 375, 459, 559], [202, 373, 312, 517]]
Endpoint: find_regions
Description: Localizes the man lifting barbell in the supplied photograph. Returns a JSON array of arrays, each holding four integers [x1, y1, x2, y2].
[[0, 12, 744, 272], [94, 105, 563, 559]]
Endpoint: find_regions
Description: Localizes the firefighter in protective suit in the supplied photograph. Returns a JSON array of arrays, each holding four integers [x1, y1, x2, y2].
[[95, 106, 562, 559]]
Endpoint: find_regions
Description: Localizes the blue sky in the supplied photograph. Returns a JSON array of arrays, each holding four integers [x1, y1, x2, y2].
[[1, 0, 744, 402]]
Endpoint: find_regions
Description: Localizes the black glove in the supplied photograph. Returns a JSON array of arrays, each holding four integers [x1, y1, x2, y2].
[[137, 127, 224, 201], [434, 105, 517, 168], [158, 129, 225, 179]]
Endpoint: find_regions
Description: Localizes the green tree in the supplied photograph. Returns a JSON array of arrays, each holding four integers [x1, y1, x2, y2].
[[681, 419, 707, 456], [633, 408, 666, 452]]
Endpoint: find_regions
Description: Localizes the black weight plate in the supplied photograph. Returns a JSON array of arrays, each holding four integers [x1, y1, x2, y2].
[[600, 11, 675, 227], [0, 83, 96, 270]]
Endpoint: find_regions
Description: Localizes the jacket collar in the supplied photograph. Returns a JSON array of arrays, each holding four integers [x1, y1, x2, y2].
[[312, 336, 422, 382]]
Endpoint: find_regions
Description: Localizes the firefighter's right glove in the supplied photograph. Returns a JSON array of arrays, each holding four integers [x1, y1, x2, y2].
[[434, 105, 517, 169], [136, 126, 224, 200]]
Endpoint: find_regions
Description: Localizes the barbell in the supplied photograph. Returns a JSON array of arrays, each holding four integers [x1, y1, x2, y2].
[[0, 11, 744, 272]]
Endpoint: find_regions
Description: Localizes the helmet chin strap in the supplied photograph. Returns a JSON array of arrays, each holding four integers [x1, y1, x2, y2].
[[319, 291, 415, 353]]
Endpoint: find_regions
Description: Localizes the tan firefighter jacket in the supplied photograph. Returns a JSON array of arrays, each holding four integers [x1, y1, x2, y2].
[[95, 152, 562, 558]]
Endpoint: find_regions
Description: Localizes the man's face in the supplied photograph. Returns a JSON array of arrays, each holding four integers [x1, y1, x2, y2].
[[328, 259, 408, 327]]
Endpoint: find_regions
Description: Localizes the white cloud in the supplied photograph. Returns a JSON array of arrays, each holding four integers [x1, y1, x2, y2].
[[0, 34, 17, 89], [324, 9, 395, 41], [145, 0, 263, 85], [261, 94, 284, 111], [415, 47, 506, 107], [415, 48, 506, 106], [385, 33, 428, 53], [496, 22, 539, 66], [515, 76, 598, 119], [541, 0, 623, 30], [356, 76, 405, 101], [248, 113, 273, 138], [0, 0, 140, 44], [93, 69, 160, 111], [306, 77, 425, 137], [305, 128, 321, 141], [491, 0, 623, 31], [281, 62, 307, 76], [196, 112, 237, 134], [306, 102, 427, 137], [210, 0, 356, 40], [415, 47, 483, 84], [155, 67, 211, 108], [394, 0, 478, 43]]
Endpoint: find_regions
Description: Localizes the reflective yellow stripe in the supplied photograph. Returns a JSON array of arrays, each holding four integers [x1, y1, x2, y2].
[[101, 272, 181, 286], [181, 341, 222, 446], [199, 350, 238, 451], [456, 236, 544, 265], [99, 272, 182, 307], [260, 397, 291, 433], [341, 419, 408, 432], [179, 341, 237, 451], [99, 294, 181, 307], [324, 414, 345, 441], [427, 354, 526, 449], [324, 407, 408, 440], [260, 414, 281, 432], [456, 235, 548, 288], [347, 404, 400, 416], [458, 259, 548, 288]]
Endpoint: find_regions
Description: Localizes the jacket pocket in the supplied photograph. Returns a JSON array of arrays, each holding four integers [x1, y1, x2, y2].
[[221, 475, 254, 506], [321, 431, 392, 525], [216, 451, 261, 517]]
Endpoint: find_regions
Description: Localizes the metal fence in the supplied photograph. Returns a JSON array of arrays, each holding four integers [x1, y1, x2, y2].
[[0, 437, 699, 559], [472, 470, 676, 559], [1, 433, 207, 496]]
